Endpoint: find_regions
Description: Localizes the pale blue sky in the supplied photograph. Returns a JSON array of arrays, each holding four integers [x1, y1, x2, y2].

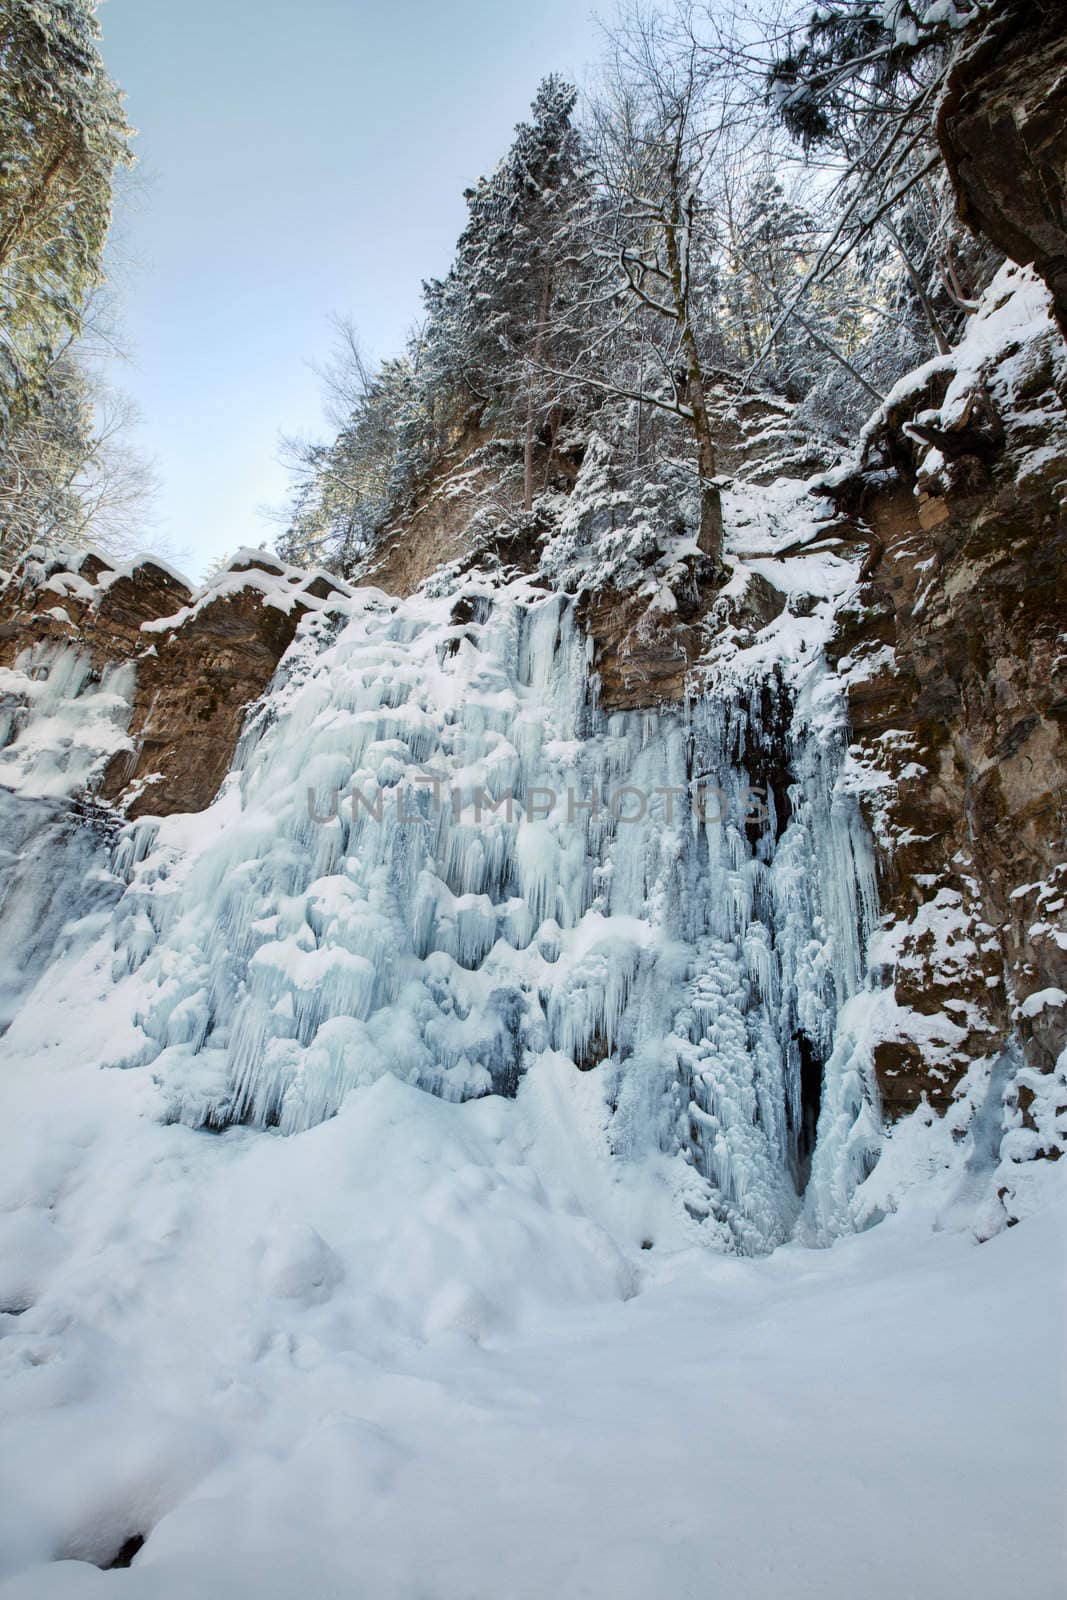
[[98, 0, 604, 577]]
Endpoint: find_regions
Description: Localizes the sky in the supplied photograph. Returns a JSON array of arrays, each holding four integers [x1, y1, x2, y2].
[[97, 0, 606, 579]]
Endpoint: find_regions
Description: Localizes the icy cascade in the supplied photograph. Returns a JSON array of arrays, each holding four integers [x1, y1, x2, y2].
[[80, 578, 879, 1252], [0, 640, 136, 801], [0, 641, 136, 1028]]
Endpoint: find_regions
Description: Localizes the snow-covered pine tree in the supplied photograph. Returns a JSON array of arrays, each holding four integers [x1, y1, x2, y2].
[[0, 0, 132, 420], [719, 175, 837, 398], [278, 77, 598, 576], [421, 76, 593, 512], [754, 0, 1001, 406]]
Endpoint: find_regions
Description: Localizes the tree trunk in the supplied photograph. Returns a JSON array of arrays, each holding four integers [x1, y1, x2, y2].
[[661, 181, 726, 579], [883, 222, 951, 356], [523, 270, 554, 513], [522, 381, 537, 514], [693, 405, 724, 569], [0, 141, 71, 276]]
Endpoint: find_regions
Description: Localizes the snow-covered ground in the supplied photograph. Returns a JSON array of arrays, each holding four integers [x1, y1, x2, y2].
[[0, 1047, 1063, 1598]]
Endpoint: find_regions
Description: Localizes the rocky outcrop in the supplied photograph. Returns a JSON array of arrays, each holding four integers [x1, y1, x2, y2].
[[360, 423, 578, 597], [582, 564, 787, 712], [827, 271, 1067, 1125], [554, 387, 825, 710], [0, 548, 347, 816], [939, 0, 1067, 335]]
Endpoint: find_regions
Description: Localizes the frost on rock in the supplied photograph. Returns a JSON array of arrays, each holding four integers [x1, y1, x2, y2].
[[5, 424, 1055, 1251]]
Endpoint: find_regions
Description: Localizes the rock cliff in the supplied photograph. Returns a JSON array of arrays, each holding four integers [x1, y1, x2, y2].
[[939, 0, 1067, 335], [0, 548, 348, 816], [830, 269, 1067, 1133], [2, 5, 1065, 1196]]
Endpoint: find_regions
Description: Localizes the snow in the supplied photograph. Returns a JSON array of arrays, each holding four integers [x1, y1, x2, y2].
[[5, 537, 1059, 1595], [2, 543, 349, 641], [0, 1040, 1062, 1597], [828, 263, 1066, 505], [140, 550, 352, 633], [0, 450, 1039, 1257], [0, 645, 135, 802], [95, 554, 194, 592], [1018, 987, 1067, 1020]]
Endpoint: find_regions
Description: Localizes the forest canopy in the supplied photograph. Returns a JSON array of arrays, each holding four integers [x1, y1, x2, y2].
[[273, 0, 1000, 581]]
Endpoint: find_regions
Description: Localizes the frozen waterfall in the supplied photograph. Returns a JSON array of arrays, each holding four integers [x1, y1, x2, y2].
[[0, 576, 885, 1254]]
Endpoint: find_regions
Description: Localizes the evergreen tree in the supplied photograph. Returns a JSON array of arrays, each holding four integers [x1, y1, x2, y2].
[[279, 78, 597, 575], [768, 1, 990, 152], [752, 0, 998, 387], [0, 1, 142, 565], [422, 76, 593, 509], [0, 0, 132, 417], [276, 346, 428, 573]]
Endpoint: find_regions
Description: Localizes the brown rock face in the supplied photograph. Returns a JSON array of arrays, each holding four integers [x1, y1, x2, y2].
[[0, 551, 337, 816], [581, 564, 786, 713], [939, 0, 1067, 334], [830, 325, 1067, 1122], [360, 424, 502, 596], [359, 383, 820, 608], [99, 588, 302, 816], [580, 582, 701, 712], [360, 423, 577, 598]]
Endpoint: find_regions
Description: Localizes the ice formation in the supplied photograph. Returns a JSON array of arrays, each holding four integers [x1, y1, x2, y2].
[[0, 642, 135, 1029], [0, 543, 883, 1254]]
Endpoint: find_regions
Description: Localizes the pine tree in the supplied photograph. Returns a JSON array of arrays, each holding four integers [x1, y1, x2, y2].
[[422, 76, 593, 510], [0, 0, 133, 418], [0, 2, 140, 565], [752, 0, 998, 392]]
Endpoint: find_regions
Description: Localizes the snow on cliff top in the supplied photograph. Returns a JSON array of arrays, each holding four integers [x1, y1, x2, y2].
[[139, 549, 354, 634], [3, 545, 353, 633]]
